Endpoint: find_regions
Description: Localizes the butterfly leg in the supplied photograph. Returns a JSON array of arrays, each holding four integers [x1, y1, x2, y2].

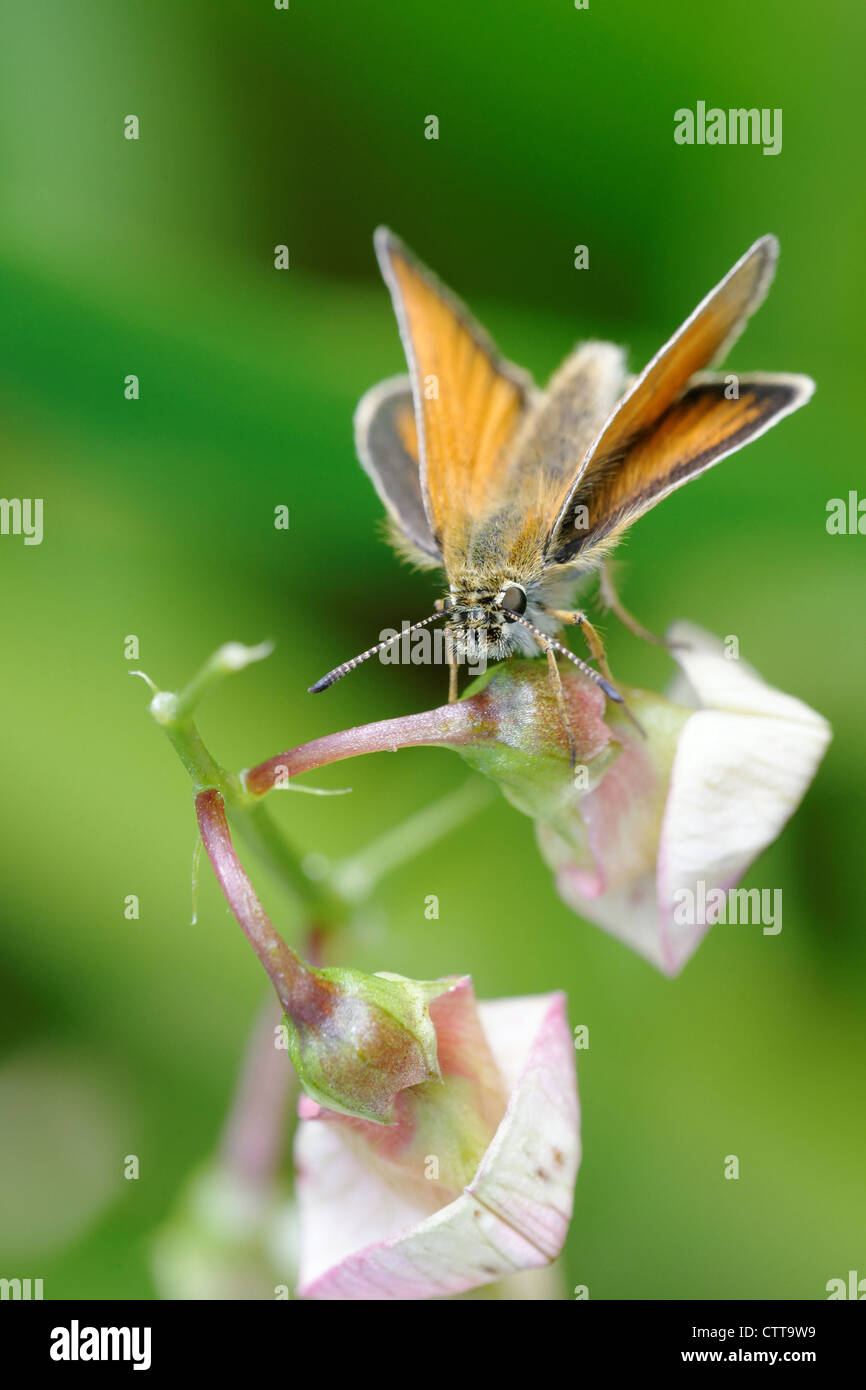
[[543, 645, 578, 768], [434, 598, 460, 703], [506, 605, 645, 739], [540, 607, 646, 740], [599, 561, 666, 647], [543, 607, 615, 684], [447, 653, 459, 704]]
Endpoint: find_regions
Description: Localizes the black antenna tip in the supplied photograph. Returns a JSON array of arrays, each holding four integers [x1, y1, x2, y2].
[[599, 678, 624, 703], [308, 675, 334, 694]]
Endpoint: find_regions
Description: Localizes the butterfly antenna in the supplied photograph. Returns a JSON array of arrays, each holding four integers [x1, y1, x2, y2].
[[502, 607, 646, 736], [308, 611, 445, 693], [501, 608, 624, 704]]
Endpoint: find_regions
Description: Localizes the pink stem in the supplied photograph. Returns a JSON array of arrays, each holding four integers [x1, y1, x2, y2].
[[244, 698, 491, 797], [196, 789, 306, 1008]]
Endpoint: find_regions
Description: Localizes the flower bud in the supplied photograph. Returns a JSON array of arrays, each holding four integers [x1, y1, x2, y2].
[[298, 975, 508, 1205], [450, 655, 622, 840], [281, 966, 451, 1124]]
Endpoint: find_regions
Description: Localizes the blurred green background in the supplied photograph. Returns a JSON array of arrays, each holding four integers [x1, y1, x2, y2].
[[1, 0, 864, 1300]]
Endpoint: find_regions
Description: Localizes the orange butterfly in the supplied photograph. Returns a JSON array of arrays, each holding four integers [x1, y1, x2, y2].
[[310, 229, 813, 724]]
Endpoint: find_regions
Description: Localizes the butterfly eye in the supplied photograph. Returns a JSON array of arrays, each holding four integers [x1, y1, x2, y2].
[[500, 585, 527, 616]]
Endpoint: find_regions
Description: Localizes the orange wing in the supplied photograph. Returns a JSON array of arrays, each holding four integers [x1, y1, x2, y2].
[[548, 374, 814, 569], [374, 228, 535, 564], [547, 235, 780, 553]]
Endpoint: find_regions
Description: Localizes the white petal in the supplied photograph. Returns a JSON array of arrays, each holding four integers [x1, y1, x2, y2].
[[470, 993, 580, 1260], [667, 621, 831, 725], [657, 701, 831, 970], [294, 1120, 427, 1291]]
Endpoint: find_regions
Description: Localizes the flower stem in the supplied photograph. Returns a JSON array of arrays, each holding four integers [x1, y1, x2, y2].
[[196, 788, 306, 1008], [142, 648, 348, 922], [333, 776, 494, 902], [244, 700, 490, 797], [196, 788, 342, 1023], [142, 643, 496, 931]]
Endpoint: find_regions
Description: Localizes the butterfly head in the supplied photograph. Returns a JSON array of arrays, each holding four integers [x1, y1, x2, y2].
[[442, 579, 537, 660]]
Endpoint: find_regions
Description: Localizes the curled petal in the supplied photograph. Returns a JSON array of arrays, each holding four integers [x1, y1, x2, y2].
[[550, 624, 832, 974], [295, 992, 579, 1300]]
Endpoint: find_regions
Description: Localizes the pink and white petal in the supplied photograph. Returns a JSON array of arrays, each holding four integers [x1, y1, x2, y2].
[[470, 992, 580, 1259], [545, 628, 830, 975], [474, 992, 563, 1092], [534, 688, 690, 972], [299, 1186, 550, 1300], [653, 622, 831, 971], [296, 992, 580, 1300], [549, 853, 670, 971], [667, 621, 832, 725], [569, 700, 683, 897], [295, 1116, 429, 1292]]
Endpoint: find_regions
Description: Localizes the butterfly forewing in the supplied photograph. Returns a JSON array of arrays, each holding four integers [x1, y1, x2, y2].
[[549, 372, 814, 568], [374, 227, 535, 568], [546, 235, 780, 555]]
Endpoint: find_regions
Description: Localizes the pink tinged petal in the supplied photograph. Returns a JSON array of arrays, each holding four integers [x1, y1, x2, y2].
[[294, 1120, 431, 1291], [551, 856, 667, 972], [665, 620, 831, 723], [566, 695, 687, 898], [536, 690, 690, 970], [298, 1168, 550, 1301], [427, 976, 508, 1128], [547, 625, 831, 975], [295, 992, 579, 1300], [467, 993, 579, 1261]]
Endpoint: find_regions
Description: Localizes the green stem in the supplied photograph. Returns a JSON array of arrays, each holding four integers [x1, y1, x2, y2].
[[333, 777, 494, 902], [160, 713, 241, 799], [142, 641, 493, 929], [145, 650, 349, 923]]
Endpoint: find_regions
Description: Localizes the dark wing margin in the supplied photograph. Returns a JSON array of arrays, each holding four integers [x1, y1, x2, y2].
[[550, 373, 815, 566]]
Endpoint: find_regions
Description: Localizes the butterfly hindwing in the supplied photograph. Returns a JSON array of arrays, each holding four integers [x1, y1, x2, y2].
[[501, 340, 627, 523], [354, 375, 441, 566]]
